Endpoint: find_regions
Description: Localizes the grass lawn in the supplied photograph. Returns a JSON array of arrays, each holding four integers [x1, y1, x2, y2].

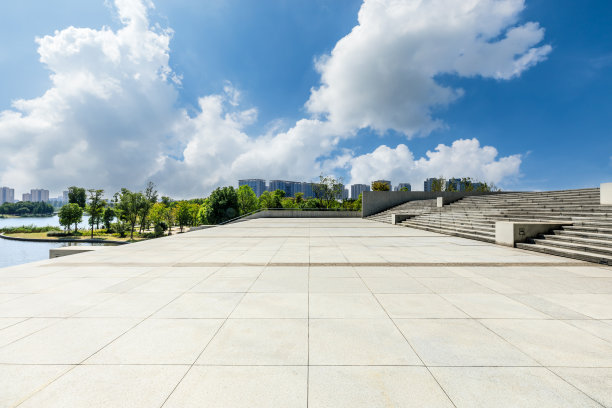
[[4, 232, 145, 242]]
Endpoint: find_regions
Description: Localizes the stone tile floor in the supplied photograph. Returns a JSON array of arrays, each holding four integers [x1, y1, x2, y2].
[[0, 218, 611, 407]]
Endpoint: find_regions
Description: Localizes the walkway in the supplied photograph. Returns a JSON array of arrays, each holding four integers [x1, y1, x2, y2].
[[1, 218, 611, 407]]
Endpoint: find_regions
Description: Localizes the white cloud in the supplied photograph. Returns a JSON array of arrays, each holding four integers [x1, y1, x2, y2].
[[348, 139, 522, 189], [0, 0, 548, 197], [306, 0, 551, 137]]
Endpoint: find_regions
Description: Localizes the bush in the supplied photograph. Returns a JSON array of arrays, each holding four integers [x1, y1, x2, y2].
[[1, 225, 60, 234], [47, 230, 83, 237]]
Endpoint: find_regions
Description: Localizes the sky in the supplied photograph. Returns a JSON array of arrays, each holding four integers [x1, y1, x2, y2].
[[0, 0, 610, 198]]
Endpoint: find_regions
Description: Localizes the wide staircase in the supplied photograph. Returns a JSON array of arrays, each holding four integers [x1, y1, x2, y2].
[[366, 188, 612, 265], [366, 199, 439, 224]]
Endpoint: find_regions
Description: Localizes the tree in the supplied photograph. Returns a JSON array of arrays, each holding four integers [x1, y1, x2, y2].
[[295, 192, 304, 204], [86, 189, 106, 238], [68, 186, 86, 208], [206, 186, 239, 224], [59, 203, 83, 233], [149, 203, 168, 226], [161, 196, 172, 206], [399, 187, 410, 192], [175, 201, 192, 232], [314, 175, 343, 208], [139, 182, 158, 233], [430, 177, 445, 192], [116, 188, 146, 240], [102, 207, 115, 231], [237, 185, 258, 215], [371, 181, 390, 191]]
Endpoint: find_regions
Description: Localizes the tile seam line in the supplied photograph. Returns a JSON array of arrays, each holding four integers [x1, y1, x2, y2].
[[355, 268, 458, 408], [12, 267, 213, 407], [158, 233, 287, 408]]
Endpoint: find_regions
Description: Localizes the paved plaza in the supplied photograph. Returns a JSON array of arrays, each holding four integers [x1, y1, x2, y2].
[[1, 218, 611, 407]]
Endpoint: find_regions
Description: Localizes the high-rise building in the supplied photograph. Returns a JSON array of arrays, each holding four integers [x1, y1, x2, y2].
[[0, 187, 15, 204], [394, 183, 411, 191], [372, 180, 391, 190], [238, 179, 267, 197], [300, 182, 315, 199], [424, 178, 437, 192], [30, 189, 50, 202], [350, 184, 370, 199], [22, 193, 32, 202], [62, 190, 69, 202]]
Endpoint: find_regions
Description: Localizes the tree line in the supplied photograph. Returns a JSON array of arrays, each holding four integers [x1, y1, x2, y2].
[[0, 201, 54, 216], [57, 176, 361, 239]]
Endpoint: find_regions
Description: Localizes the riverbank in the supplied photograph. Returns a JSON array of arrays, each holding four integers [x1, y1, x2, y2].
[[0, 232, 131, 245]]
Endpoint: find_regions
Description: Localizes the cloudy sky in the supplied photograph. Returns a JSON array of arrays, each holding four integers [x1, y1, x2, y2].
[[0, 0, 610, 198]]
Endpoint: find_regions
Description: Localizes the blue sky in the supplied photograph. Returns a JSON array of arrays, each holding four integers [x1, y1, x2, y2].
[[0, 0, 610, 197]]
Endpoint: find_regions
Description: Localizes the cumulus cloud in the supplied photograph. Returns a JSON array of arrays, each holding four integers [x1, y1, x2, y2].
[[348, 139, 522, 189], [0, 0, 549, 197], [307, 0, 551, 137]]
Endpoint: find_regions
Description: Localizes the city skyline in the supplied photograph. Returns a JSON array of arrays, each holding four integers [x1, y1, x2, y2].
[[0, 1, 610, 198]]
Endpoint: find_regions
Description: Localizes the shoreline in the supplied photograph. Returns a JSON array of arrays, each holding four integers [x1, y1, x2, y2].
[[0, 233, 128, 245]]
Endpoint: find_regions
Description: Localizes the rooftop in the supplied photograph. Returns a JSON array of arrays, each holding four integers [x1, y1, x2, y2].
[[1, 218, 611, 407]]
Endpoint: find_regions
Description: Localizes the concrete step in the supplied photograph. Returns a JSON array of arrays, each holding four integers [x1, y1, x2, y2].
[[401, 222, 495, 243], [402, 220, 495, 237], [552, 229, 612, 242], [562, 225, 612, 234], [516, 242, 612, 266], [543, 233, 612, 248], [531, 238, 612, 256]]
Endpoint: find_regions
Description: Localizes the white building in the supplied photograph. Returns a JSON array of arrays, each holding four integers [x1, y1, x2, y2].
[[30, 189, 50, 202], [0, 187, 15, 204]]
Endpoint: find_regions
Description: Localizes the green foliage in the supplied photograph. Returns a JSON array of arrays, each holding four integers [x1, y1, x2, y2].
[[313, 175, 344, 208], [0, 201, 54, 216], [197, 201, 210, 225], [371, 181, 390, 191], [430, 177, 445, 192], [116, 188, 146, 240], [139, 182, 158, 233], [47, 230, 83, 237], [58, 203, 83, 232], [68, 186, 86, 208], [161, 196, 173, 206], [86, 189, 106, 238], [399, 187, 410, 192], [295, 192, 304, 204], [206, 187, 239, 224], [258, 190, 281, 209], [175, 201, 192, 232], [237, 185, 258, 215], [0, 225, 60, 234], [281, 197, 297, 208], [102, 207, 115, 231]]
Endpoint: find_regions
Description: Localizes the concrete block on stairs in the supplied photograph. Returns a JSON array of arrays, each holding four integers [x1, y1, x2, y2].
[[495, 222, 573, 247], [601, 183, 612, 205]]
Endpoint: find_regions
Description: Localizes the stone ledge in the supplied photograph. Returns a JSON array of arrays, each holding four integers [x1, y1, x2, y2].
[[495, 221, 572, 247], [49, 246, 104, 258]]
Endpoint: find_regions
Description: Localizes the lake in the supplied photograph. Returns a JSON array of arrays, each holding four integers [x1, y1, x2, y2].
[[0, 214, 105, 269]]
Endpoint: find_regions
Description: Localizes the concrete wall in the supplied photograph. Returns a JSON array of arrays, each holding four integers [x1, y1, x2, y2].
[[361, 191, 503, 217], [602, 183, 612, 205], [495, 221, 572, 247], [234, 210, 361, 223]]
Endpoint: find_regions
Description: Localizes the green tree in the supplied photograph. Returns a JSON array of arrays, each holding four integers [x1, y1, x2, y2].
[[295, 192, 304, 204], [430, 177, 445, 192], [206, 186, 239, 224], [371, 181, 390, 191], [59, 203, 83, 233], [161, 196, 172, 206], [139, 181, 158, 233], [86, 189, 106, 238], [68, 186, 86, 208], [149, 203, 168, 226], [175, 201, 192, 232], [281, 197, 296, 208], [399, 187, 410, 192], [314, 175, 344, 208], [116, 188, 146, 240], [102, 207, 115, 231], [237, 185, 258, 215]]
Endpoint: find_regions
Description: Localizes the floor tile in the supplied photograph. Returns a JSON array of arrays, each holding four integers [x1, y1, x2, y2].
[[231, 293, 308, 318], [309, 293, 387, 318]]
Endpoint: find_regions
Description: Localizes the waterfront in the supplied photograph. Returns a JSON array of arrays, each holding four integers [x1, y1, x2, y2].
[[0, 214, 98, 268]]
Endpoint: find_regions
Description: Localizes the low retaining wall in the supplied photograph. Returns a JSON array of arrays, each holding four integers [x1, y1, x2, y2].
[[235, 210, 360, 222], [362, 191, 504, 217], [495, 221, 572, 247]]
